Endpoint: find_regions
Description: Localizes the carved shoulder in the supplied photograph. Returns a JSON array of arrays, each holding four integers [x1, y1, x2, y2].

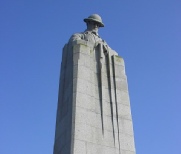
[[69, 33, 84, 43]]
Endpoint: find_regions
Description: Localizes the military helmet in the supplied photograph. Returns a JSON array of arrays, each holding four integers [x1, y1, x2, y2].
[[84, 14, 104, 27]]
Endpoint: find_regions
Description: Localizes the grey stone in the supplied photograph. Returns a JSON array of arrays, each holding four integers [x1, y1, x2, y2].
[[119, 133, 136, 151], [74, 92, 96, 112], [73, 139, 86, 154]]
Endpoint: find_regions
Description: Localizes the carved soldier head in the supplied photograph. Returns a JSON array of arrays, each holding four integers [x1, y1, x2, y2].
[[84, 14, 104, 33]]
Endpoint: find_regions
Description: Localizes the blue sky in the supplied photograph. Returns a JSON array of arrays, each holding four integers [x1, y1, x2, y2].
[[0, 0, 181, 154]]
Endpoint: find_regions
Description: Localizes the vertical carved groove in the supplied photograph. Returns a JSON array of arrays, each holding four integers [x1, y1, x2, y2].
[[96, 44, 104, 134], [106, 51, 115, 143], [112, 56, 121, 154]]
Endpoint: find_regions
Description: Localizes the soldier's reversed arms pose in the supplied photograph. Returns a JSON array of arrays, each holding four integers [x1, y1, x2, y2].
[[69, 14, 109, 51]]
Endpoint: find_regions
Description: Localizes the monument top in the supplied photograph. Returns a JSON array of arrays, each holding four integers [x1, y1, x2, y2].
[[83, 14, 104, 27], [69, 13, 110, 51]]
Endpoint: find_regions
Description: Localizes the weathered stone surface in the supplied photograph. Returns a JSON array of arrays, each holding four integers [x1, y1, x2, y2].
[[119, 133, 136, 151], [73, 140, 86, 154]]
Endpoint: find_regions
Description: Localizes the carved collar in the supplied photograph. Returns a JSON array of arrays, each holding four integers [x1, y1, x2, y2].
[[84, 30, 99, 36]]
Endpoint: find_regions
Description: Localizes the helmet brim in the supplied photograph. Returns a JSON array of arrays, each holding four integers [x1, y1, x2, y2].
[[84, 18, 104, 27]]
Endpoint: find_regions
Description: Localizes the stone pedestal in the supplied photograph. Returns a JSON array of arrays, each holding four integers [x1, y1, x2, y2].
[[53, 40, 136, 154]]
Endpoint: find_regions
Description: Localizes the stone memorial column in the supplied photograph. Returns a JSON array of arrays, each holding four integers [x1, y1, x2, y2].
[[53, 39, 136, 154]]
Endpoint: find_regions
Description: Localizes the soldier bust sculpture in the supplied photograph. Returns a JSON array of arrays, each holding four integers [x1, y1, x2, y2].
[[69, 14, 109, 51]]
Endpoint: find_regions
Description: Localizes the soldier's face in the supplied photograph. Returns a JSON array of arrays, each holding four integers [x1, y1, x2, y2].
[[87, 21, 100, 33]]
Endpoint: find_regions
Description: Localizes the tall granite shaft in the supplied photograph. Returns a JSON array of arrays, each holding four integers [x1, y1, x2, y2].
[[53, 40, 136, 154]]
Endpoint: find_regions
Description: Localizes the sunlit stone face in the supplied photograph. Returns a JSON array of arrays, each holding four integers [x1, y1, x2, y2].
[[87, 21, 100, 33]]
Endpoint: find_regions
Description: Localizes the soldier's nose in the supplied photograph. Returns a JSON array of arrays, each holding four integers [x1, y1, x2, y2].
[[94, 24, 98, 28]]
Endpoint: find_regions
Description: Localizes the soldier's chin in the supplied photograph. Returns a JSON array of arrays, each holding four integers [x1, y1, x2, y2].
[[92, 29, 98, 33]]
